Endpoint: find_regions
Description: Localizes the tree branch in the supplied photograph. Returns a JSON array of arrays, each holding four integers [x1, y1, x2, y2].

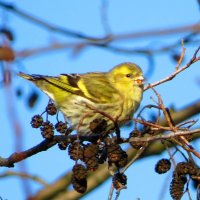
[[0, 2, 200, 43], [0, 2, 101, 41], [0, 171, 48, 186], [145, 45, 200, 90]]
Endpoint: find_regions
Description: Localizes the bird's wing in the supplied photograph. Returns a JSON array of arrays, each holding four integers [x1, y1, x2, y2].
[[19, 72, 120, 103], [61, 73, 120, 103], [18, 72, 83, 99]]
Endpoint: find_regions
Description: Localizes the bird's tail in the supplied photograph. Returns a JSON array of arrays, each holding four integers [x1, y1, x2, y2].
[[18, 72, 42, 81]]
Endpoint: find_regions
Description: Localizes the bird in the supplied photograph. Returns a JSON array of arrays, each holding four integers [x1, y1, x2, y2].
[[18, 62, 144, 136]]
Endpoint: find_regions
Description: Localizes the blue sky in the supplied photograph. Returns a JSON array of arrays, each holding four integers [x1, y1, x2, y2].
[[0, 1, 200, 200]]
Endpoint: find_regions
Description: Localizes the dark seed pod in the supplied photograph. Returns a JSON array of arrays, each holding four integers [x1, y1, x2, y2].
[[107, 144, 128, 168], [30, 115, 43, 128], [171, 52, 181, 62], [130, 140, 146, 149], [46, 102, 57, 115], [175, 162, 199, 178], [186, 162, 199, 176], [89, 118, 107, 134], [83, 143, 98, 158], [141, 121, 158, 135], [155, 159, 171, 174], [84, 157, 99, 172], [97, 146, 107, 164], [58, 141, 68, 150], [0, 46, 15, 61], [71, 175, 87, 194], [28, 91, 39, 108], [117, 151, 128, 168], [0, 28, 14, 41], [170, 172, 187, 200], [40, 121, 54, 139], [83, 143, 99, 171], [55, 121, 68, 134], [68, 142, 84, 161], [112, 172, 127, 190], [175, 162, 189, 176], [16, 87, 23, 97], [72, 164, 87, 180], [129, 131, 146, 149], [107, 144, 121, 163]]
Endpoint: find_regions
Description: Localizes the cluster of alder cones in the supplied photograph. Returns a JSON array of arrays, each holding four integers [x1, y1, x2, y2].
[[30, 102, 128, 193], [155, 158, 200, 200], [30, 102, 200, 198]]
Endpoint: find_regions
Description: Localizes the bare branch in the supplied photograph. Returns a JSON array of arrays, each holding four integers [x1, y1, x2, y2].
[[0, 2, 200, 49], [14, 38, 199, 59], [0, 98, 200, 168], [0, 2, 101, 41], [127, 128, 200, 143], [0, 170, 49, 186], [145, 45, 200, 90], [0, 133, 101, 168]]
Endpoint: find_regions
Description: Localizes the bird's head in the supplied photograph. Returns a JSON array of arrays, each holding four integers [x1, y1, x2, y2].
[[108, 62, 144, 89]]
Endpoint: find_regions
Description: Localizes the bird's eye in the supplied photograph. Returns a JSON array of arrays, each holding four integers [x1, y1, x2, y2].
[[126, 74, 131, 78]]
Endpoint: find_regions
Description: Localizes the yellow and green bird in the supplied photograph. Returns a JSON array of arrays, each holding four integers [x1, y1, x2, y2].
[[19, 62, 144, 136]]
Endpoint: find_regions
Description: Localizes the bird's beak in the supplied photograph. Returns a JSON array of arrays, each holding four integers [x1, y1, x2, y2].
[[134, 76, 144, 85]]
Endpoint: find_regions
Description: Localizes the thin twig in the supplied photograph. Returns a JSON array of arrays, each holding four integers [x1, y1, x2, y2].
[[121, 144, 148, 173], [148, 83, 197, 150], [133, 118, 172, 131], [150, 86, 175, 130], [1, 2, 200, 42], [175, 40, 186, 70], [100, 0, 112, 34], [14, 39, 200, 59], [0, 170, 49, 186], [0, 2, 102, 41], [0, 125, 199, 168], [163, 142, 176, 167], [176, 120, 197, 129], [126, 128, 200, 143], [108, 184, 114, 200], [114, 186, 127, 200], [145, 45, 200, 91]]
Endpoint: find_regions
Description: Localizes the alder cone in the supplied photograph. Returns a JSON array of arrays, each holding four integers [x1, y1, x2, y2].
[[0, 47, 15, 61], [155, 159, 171, 174]]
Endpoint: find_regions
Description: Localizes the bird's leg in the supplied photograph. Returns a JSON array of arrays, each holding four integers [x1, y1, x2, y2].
[[114, 104, 124, 143], [114, 121, 122, 143]]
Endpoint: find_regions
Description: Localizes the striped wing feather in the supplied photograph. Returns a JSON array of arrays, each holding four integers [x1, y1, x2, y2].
[[19, 72, 121, 104], [44, 73, 120, 103]]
